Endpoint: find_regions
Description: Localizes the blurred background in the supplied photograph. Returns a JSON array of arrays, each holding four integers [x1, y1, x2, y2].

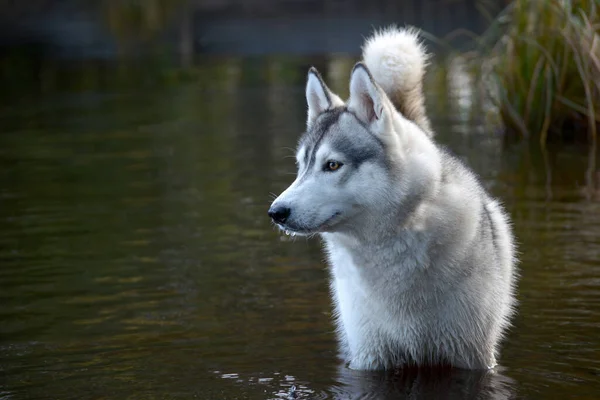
[[1, 1, 599, 399]]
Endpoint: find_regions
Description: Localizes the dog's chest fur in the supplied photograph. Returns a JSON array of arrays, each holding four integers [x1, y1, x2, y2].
[[323, 232, 447, 367], [322, 216, 500, 370]]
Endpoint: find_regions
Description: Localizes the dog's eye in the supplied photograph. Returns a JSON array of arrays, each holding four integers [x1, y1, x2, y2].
[[325, 160, 343, 171]]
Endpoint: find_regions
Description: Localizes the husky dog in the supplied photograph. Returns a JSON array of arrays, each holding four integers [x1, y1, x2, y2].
[[268, 27, 517, 371]]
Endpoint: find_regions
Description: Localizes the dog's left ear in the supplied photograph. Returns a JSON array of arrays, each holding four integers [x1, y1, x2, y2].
[[348, 63, 388, 130], [306, 67, 343, 128]]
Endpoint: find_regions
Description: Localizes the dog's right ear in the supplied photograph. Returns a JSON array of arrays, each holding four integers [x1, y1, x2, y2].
[[306, 67, 343, 128]]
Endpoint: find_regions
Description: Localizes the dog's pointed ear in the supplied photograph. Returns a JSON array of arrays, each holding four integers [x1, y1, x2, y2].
[[348, 63, 387, 127], [306, 67, 342, 128]]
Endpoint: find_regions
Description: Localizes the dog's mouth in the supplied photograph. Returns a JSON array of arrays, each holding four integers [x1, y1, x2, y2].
[[276, 212, 342, 236]]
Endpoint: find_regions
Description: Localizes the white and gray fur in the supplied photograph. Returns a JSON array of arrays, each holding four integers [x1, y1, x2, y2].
[[268, 27, 518, 371]]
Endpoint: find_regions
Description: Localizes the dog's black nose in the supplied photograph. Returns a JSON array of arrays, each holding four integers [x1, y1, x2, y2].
[[268, 205, 291, 224]]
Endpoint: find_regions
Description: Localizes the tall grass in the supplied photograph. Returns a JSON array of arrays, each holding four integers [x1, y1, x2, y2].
[[479, 0, 600, 144]]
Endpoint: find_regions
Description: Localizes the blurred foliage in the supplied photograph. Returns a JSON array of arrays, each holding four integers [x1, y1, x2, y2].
[[477, 0, 600, 144], [101, 0, 184, 44]]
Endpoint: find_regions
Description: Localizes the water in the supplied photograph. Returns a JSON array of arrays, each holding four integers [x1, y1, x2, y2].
[[1, 57, 600, 400]]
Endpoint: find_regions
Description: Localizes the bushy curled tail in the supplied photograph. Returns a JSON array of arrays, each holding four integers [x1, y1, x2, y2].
[[362, 26, 433, 137]]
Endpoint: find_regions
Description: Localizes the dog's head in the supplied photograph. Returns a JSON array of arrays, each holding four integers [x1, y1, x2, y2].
[[268, 64, 437, 236]]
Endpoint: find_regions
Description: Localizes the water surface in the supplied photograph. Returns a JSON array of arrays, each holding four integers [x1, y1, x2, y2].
[[1, 57, 600, 399]]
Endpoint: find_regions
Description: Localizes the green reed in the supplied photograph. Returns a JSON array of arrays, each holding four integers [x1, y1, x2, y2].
[[479, 0, 600, 144]]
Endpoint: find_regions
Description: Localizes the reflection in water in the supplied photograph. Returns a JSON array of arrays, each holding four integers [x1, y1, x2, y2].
[[331, 366, 515, 400], [222, 365, 516, 399], [1, 56, 600, 399]]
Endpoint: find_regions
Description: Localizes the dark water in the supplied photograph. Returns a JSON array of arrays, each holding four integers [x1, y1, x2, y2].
[[1, 57, 600, 400]]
